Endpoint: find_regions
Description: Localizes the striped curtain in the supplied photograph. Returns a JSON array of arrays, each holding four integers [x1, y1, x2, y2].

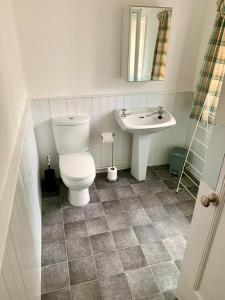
[[151, 10, 172, 81], [190, 0, 225, 124]]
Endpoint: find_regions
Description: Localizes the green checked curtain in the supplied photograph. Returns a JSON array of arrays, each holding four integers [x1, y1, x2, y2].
[[190, 0, 225, 124], [151, 9, 172, 81]]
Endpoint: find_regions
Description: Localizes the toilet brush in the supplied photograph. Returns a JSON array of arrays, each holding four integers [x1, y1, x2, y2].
[[42, 155, 58, 192]]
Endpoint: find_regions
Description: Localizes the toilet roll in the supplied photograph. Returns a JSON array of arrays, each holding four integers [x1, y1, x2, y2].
[[101, 132, 114, 143], [107, 167, 117, 181]]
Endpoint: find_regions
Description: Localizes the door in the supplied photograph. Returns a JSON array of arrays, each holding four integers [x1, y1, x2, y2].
[[177, 122, 225, 300]]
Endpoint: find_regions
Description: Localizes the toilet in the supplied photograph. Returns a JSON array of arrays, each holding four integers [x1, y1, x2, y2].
[[52, 115, 96, 206]]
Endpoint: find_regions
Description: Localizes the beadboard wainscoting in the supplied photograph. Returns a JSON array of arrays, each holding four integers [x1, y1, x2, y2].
[[31, 91, 193, 178], [0, 113, 41, 299]]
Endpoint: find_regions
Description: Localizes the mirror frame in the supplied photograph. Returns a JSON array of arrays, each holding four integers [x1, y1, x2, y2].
[[121, 5, 173, 82]]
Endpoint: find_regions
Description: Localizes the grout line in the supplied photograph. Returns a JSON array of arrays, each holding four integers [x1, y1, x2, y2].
[[82, 204, 104, 299], [60, 190, 73, 300]]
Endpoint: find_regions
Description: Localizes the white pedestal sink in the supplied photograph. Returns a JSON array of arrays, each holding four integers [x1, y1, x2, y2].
[[115, 107, 176, 181]]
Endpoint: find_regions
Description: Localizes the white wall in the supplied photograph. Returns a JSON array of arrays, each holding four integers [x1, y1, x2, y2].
[[31, 91, 192, 178], [0, 114, 41, 300], [0, 0, 30, 269], [12, 0, 206, 98], [0, 0, 27, 199]]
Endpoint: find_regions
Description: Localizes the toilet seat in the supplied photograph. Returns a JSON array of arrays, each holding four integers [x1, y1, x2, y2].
[[59, 152, 95, 181]]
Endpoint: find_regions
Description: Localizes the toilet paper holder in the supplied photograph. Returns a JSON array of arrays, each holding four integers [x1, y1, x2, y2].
[[101, 132, 117, 181]]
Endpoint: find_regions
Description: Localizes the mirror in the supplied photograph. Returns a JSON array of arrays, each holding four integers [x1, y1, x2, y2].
[[128, 6, 172, 82]]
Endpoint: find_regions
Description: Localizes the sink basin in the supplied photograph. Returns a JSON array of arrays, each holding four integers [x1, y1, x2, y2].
[[114, 107, 176, 181], [114, 107, 176, 134]]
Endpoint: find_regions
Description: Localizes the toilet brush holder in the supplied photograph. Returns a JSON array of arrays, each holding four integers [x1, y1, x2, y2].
[[107, 166, 117, 182]]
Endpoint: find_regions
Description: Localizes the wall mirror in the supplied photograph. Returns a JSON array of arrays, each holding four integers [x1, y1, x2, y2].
[[128, 6, 172, 82]]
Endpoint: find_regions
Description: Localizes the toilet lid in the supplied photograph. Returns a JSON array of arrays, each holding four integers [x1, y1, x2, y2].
[[60, 152, 95, 181]]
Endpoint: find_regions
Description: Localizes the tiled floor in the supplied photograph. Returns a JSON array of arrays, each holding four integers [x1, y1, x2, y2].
[[41, 165, 195, 300]]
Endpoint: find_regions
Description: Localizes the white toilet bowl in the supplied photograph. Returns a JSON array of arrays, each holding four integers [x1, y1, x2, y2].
[[59, 151, 96, 206]]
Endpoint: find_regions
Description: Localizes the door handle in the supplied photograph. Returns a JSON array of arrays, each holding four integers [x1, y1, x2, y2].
[[201, 193, 219, 208]]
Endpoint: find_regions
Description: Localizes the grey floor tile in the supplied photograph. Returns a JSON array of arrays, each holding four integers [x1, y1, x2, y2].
[[172, 214, 191, 235], [133, 224, 161, 244], [106, 212, 130, 231], [181, 176, 196, 188], [86, 216, 109, 236], [41, 262, 69, 294], [90, 182, 97, 191], [120, 196, 143, 211], [64, 220, 87, 240], [61, 197, 72, 209], [131, 183, 152, 196], [63, 206, 84, 224], [151, 261, 179, 292], [112, 228, 139, 249], [95, 174, 110, 188], [126, 267, 160, 299], [41, 170, 187, 298], [71, 280, 102, 300], [90, 190, 100, 203], [176, 200, 195, 216], [99, 274, 132, 300], [42, 223, 64, 244], [42, 197, 61, 213], [90, 232, 116, 254], [148, 181, 169, 193], [94, 251, 124, 277], [155, 191, 178, 205], [98, 188, 118, 202], [126, 208, 151, 226], [66, 237, 92, 260], [141, 241, 171, 265], [112, 176, 130, 188], [115, 186, 136, 199], [69, 256, 97, 285], [102, 200, 123, 214], [42, 210, 63, 227], [163, 204, 183, 218], [84, 202, 105, 220], [163, 289, 178, 300], [153, 217, 181, 239], [95, 177, 113, 189], [122, 169, 139, 184], [42, 241, 67, 266], [41, 287, 71, 300], [139, 194, 159, 208], [163, 235, 187, 260], [146, 168, 160, 181], [119, 245, 147, 271], [174, 260, 182, 272], [154, 168, 175, 180], [175, 189, 193, 202], [145, 205, 170, 222], [164, 178, 179, 190]]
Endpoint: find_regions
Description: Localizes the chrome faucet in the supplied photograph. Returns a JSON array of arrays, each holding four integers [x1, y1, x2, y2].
[[158, 106, 164, 116], [121, 108, 130, 118], [146, 106, 165, 118]]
